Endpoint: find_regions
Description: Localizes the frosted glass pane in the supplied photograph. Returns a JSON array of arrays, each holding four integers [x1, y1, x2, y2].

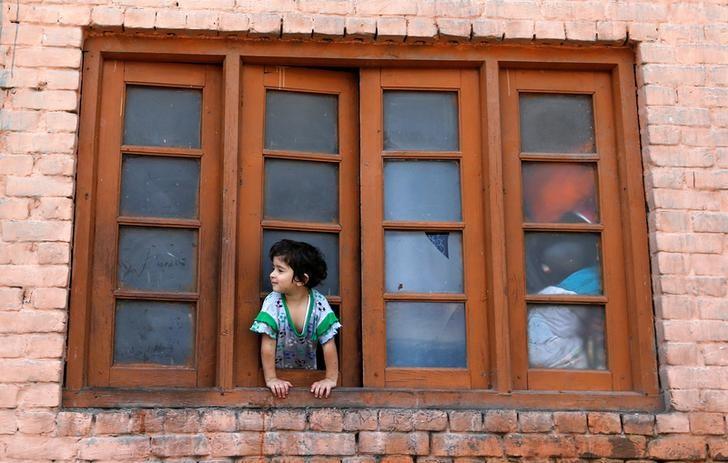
[[524, 232, 602, 295], [118, 227, 197, 292], [386, 302, 466, 368], [264, 159, 338, 222], [265, 90, 338, 154], [528, 304, 606, 370], [120, 154, 200, 219], [385, 231, 463, 293], [520, 93, 595, 154], [522, 162, 599, 223], [383, 91, 459, 151], [384, 160, 461, 221], [123, 85, 201, 148], [114, 300, 194, 365], [261, 230, 339, 296]]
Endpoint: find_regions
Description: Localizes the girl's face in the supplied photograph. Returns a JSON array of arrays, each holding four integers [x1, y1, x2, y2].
[[269, 255, 299, 294]]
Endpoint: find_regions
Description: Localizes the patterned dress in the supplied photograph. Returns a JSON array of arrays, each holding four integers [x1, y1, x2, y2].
[[250, 288, 341, 370]]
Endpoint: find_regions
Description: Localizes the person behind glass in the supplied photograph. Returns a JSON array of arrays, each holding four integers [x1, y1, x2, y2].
[[250, 239, 341, 399]]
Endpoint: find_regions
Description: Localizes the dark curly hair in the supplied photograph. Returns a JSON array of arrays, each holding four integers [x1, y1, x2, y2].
[[269, 239, 328, 288]]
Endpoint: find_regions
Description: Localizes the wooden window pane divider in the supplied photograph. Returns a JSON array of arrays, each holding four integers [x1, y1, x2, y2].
[[522, 223, 603, 231], [113, 290, 199, 301], [524, 294, 607, 304], [520, 153, 599, 161], [381, 151, 461, 159], [117, 216, 201, 228], [120, 145, 204, 157], [263, 150, 342, 162], [383, 293, 467, 302], [382, 221, 464, 231], [261, 220, 342, 233]]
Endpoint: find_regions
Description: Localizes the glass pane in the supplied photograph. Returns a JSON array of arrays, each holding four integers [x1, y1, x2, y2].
[[386, 302, 466, 368], [114, 300, 194, 365], [528, 304, 606, 370], [261, 230, 339, 296], [264, 159, 338, 222], [383, 91, 459, 151], [385, 231, 463, 293], [123, 85, 202, 148], [384, 160, 461, 221], [120, 154, 200, 219], [524, 232, 602, 295], [522, 162, 599, 223], [265, 90, 338, 154], [118, 227, 198, 292], [519, 93, 595, 154]]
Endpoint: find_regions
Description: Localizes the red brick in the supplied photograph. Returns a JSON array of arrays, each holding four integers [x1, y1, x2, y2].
[[574, 435, 647, 459], [5, 436, 78, 459], [78, 436, 151, 460], [518, 412, 553, 433], [709, 436, 728, 460], [151, 434, 210, 457], [553, 412, 587, 433], [689, 412, 726, 435], [483, 410, 517, 433], [648, 435, 708, 460], [504, 434, 576, 458], [0, 358, 62, 382], [376, 17, 407, 41], [0, 410, 17, 434], [163, 409, 202, 433], [56, 411, 93, 436], [95, 411, 137, 435], [263, 431, 355, 456], [343, 410, 377, 431], [208, 432, 263, 456], [238, 410, 266, 431], [344, 17, 376, 39], [587, 412, 622, 434], [17, 410, 56, 434], [380, 410, 414, 431], [270, 409, 307, 430], [449, 410, 482, 431], [358, 431, 429, 455], [309, 408, 344, 432], [622, 414, 655, 435], [0, 310, 67, 334], [431, 433, 502, 457], [0, 288, 23, 310], [0, 385, 19, 408], [412, 410, 447, 431], [201, 410, 237, 432]]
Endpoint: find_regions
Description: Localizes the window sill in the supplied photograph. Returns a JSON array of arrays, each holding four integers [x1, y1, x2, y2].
[[63, 387, 663, 412]]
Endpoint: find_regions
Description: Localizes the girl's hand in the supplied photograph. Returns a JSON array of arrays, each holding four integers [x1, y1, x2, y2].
[[266, 378, 292, 399], [310, 378, 337, 398]]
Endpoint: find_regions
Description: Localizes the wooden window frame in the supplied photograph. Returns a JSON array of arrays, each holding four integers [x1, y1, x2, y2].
[[65, 36, 660, 411]]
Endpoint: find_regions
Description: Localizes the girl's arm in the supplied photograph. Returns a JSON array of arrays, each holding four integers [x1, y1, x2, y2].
[[311, 339, 339, 398], [261, 335, 291, 398]]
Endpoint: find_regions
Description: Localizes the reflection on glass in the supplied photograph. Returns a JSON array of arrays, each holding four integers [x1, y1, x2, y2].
[[519, 93, 595, 154], [384, 160, 461, 221], [524, 232, 602, 295], [385, 231, 463, 293], [120, 155, 200, 219], [261, 230, 339, 296], [386, 302, 466, 368], [118, 227, 198, 292], [264, 159, 338, 222], [383, 91, 459, 151], [522, 162, 599, 223], [114, 300, 194, 365], [265, 90, 338, 154], [527, 304, 606, 370], [123, 85, 202, 148]]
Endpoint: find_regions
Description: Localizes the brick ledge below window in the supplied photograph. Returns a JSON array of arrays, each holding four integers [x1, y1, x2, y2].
[[63, 388, 663, 411]]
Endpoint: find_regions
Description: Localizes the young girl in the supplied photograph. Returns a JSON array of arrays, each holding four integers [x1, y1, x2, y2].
[[250, 239, 341, 399]]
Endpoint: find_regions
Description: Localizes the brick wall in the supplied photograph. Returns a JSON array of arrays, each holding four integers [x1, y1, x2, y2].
[[0, 0, 726, 460]]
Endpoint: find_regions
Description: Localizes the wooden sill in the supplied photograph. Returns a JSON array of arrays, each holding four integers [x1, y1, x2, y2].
[[63, 387, 663, 412]]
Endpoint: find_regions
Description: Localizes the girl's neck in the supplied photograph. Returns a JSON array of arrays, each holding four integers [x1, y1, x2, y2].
[[284, 285, 309, 303]]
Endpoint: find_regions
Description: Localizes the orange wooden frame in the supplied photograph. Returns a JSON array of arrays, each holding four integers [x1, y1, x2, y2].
[[65, 36, 658, 410]]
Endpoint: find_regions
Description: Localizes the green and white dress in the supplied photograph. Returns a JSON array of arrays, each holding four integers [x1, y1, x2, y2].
[[250, 288, 341, 370]]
